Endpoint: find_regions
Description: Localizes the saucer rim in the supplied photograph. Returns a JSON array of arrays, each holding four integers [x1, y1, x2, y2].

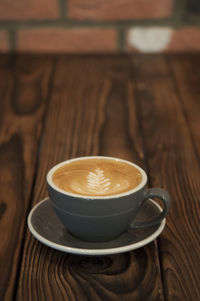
[[27, 197, 166, 256]]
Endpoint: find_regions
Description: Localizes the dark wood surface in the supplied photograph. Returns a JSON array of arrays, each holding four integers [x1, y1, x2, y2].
[[0, 54, 199, 301]]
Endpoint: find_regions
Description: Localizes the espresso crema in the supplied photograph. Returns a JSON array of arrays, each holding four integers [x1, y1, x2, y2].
[[52, 158, 142, 197]]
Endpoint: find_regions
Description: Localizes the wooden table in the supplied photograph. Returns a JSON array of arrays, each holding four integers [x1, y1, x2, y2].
[[0, 54, 199, 301]]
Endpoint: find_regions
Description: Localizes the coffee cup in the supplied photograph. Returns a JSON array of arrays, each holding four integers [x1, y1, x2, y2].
[[47, 156, 171, 242]]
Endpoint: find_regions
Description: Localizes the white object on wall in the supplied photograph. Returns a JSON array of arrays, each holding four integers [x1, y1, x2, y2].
[[128, 27, 173, 53]]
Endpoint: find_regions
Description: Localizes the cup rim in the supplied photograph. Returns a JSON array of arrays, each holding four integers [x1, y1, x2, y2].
[[46, 156, 147, 200]]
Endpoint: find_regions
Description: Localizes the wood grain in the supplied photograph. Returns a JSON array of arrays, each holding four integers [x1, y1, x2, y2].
[[169, 54, 200, 158], [16, 55, 165, 301], [131, 55, 200, 300], [0, 54, 54, 301]]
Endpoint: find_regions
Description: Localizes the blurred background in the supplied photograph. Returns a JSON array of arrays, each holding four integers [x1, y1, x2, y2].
[[0, 0, 200, 53]]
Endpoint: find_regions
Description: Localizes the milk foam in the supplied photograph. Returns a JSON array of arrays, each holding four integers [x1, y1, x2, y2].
[[52, 158, 142, 197]]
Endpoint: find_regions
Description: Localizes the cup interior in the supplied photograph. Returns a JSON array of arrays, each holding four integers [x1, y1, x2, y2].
[[47, 156, 147, 199]]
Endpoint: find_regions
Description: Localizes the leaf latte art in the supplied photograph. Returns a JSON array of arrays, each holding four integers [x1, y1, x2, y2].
[[52, 158, 142, 197], [87, 168, 121, 194]]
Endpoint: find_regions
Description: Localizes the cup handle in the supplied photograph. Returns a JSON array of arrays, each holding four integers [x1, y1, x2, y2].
[[130, 188, 171, 228]]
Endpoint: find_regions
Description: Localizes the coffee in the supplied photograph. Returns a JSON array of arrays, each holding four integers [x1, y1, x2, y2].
[[52, 158, 142, 197]]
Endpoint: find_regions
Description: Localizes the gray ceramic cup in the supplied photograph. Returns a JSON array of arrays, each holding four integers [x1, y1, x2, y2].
[[47, 156, 171, 242]]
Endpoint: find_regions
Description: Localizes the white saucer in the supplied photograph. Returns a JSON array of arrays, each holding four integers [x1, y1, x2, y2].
[[28, 198, 166, 256]]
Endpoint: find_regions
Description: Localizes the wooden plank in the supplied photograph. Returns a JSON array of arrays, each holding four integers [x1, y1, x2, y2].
[[131, 55, 200, 300], [16, 55, 165, 301], [131, 54, 169, 79], [0, 54, 54, 301], [169, 54, 200, 158]]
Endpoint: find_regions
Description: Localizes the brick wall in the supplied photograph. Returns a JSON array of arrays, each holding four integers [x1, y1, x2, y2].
[[0, 0, 200, 53]]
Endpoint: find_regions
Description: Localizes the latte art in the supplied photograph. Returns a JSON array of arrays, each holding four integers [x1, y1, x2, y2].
[[87, 168, 122, 195], [52, 158, 142, 197], [87, 168, 112, 193]]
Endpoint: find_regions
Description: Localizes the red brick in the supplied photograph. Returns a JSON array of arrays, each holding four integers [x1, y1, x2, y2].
[[17, 28, 117, 53], [0, 0, 58, 20], [167, 28, 200, 52], [0, 31, 9, 52], [68, 0, 172, 20]]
